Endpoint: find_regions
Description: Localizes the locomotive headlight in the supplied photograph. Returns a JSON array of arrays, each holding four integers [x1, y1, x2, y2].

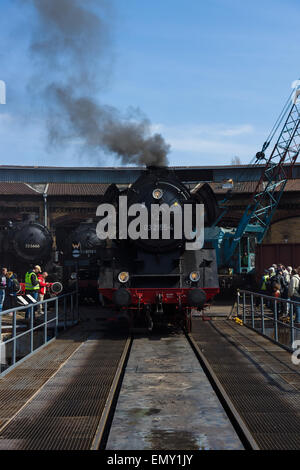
[[152, 188, 163, 200], [189, 271, 200, 282], [118, 271, 130, 283]]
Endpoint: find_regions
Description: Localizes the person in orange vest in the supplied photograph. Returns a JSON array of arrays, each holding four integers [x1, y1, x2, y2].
[[37, 271, 49, 314]]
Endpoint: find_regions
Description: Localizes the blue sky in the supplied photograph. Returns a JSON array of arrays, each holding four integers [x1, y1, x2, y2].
[[0, 0, 300, 167]]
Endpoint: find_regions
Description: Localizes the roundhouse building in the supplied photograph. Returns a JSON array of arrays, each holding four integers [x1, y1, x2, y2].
[[0, 179, 299, 253], [0, 182, 108, 254]]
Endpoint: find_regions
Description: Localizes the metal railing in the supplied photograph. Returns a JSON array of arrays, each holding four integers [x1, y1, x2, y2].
[[0, 291, 78, 377], [237, 289, 300, 351]]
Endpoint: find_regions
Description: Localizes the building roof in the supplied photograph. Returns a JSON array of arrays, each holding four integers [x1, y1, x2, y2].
[[1, 163, 300, 170], [0, 182, 40, 196], [0, 179, 299, 197], [0, 182, 109, 196], [208, 179, 300, 195], [47, 183, 109, 196], [2, 164, 300, 184]]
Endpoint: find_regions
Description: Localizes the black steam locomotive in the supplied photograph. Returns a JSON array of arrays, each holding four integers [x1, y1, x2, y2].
[[98, 166, 220, 331], [0, 214, 64, 300], [0, 215, 103, 300], [64, 221, 105, 302], [1, 214, 54, 279]]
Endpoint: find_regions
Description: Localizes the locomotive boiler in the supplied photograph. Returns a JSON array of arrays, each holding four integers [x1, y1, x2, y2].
[[0, 214, 64, 297], [2, 214, 54, 277], [97, 166, 220, 331]]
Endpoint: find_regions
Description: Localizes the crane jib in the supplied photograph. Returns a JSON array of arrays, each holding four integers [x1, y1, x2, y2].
[[224, 99, 300, 264]]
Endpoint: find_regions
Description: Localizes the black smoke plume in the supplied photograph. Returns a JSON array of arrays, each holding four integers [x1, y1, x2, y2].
[[28, 0, 170, 166]]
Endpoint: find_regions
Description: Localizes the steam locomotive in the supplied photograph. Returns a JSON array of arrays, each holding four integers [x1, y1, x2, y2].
[[0, 214, 103, 301], [1, 214, 54, 278], [97, 166, 220, 331], [64, 221, 105, 302], [0, 214, 63, 297]]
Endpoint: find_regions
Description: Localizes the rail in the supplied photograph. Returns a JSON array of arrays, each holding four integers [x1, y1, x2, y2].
[[187, 331, 259, 449], [237, 289, 300, 351], [0, 291, 78, 377]]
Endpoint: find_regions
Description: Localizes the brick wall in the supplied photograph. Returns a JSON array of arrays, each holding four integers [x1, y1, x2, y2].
[[264, 217, 300, 244]]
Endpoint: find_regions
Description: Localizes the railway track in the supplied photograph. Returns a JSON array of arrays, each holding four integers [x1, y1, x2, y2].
[[0, 314, 258, 450], [186, 332, 258, 450], [103, 328, 258, 451]]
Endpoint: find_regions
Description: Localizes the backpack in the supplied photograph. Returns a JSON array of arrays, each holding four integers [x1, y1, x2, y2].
[[266, 277, 274, 293], [269, 274, 284, 292]]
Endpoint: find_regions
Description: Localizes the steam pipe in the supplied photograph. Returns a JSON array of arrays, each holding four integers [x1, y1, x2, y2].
[[43, 183, 49, 228]]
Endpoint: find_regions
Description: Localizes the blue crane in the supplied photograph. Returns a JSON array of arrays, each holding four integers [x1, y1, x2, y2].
[[206, 83, 300, 277]]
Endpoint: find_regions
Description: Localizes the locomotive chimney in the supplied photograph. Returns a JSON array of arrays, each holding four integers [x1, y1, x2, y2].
[[146, 165, 168, 170]]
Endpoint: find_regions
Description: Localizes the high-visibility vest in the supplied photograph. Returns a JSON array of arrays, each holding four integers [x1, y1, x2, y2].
[[261, 274, 269, 291], [25, 271, 40, 291]]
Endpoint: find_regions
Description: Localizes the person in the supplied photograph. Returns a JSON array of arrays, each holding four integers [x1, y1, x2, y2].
[[241, 252, 248, 268], [278, 266, 290, 315], [256, 269, 269, 306], [274, 268, 289, 314], [270, 282, 282, 314], [263, 267, 277, 308], [284, 266, 293, 315], [272, 282, 281, 298], [260, 270, 270, 292], [6, 271, 20, 310], [283, 266, 292, 285], [37, 271, 49, 314], [276, 268, 287, 296], [269, 266, 276, 277], [25, 265, 41, 319], [0, 267, 7, 312], [266, 267, 276, 295], [288, 267, 300, 323]]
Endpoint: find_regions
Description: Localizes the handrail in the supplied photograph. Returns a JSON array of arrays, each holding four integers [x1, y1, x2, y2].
[[0, 291, 78, 377], [0, 291, 76, 318], [236, 289, 300, 352]]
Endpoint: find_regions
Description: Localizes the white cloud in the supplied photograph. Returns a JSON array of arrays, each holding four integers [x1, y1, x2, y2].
[[0, 113, 14, 124], [152, 122, 254, 138], [218, 124, 253, 137], [170, 137, 251, 155], [151, 122, 258, 163]]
